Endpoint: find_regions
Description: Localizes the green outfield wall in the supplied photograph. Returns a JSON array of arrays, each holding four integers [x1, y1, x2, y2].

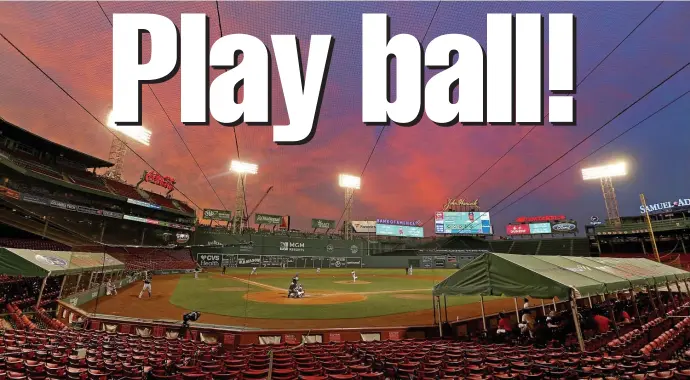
[[191, 233, 370, 256], [190, 246, 477, 269]]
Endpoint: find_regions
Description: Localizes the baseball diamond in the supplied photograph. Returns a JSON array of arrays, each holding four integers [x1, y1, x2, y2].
[[78, 268, 516, 329]]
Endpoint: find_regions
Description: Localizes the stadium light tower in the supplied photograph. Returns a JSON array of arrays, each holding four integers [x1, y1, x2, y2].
[[339, 174, 361, 240], [230, 160, 258, 234], [581, 162, 627, 226], [104, 110, 152, 181]]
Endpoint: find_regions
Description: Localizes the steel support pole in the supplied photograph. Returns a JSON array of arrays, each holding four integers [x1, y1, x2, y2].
[[570, 290, 586, 352]]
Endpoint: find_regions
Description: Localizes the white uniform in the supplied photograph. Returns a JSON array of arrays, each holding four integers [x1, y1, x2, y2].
[[106, 281, 117, 296], [351, 271, 357, 283], [409, 266, 413, 275], [194, 268, 200, 279], [316, 268, 321, 274], [139, 278, 152, 298], [251, 267, 257, 275]]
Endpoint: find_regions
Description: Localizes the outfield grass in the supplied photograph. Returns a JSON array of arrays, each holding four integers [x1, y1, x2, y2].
[[168, 268, 501, 320]]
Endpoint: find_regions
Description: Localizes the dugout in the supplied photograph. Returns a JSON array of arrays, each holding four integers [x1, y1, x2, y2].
[[0, 247, 125, 306], [432, 252, 690, 350]]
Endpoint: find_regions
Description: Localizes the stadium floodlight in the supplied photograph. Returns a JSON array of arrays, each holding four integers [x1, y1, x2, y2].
[[104, 110, 152, 181], [230, 161, 258, 234], [230, 160, 258, 174], [339, 174, 360, 240], [338, 174, 361, 189], [106, 110, 152, 146], [582, 161, 627, 226], [581, 162, 627, 181]]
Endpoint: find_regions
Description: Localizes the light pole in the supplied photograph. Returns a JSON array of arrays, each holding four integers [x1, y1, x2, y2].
[[581, 162, 627, 226], [230, 160, 258, 234], [339, 174, 361, 240], [104, 110, 152, 181]]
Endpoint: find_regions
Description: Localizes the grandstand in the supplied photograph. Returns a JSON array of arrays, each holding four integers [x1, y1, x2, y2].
[[587, 208, 690, 270], [0, 117, 196, 248]]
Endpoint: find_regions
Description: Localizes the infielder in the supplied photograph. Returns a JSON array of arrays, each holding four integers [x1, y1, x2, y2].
[[351, 270, 358, 283], [316, 268, 321, 274], [139, 276, 152, 298], [250, 267, 257, 276]]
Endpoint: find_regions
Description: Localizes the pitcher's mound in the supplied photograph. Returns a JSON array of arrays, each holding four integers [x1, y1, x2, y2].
[[334, 280, 371, 285], [210, 287, 247, 292], [245, 291, 366, 305]]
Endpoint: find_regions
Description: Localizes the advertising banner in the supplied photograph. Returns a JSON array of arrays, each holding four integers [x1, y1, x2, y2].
[[329, 257, 347, 268], [528, 223, 552, 234], [551, 221, 578, 233], [279, 240, 306, 252], [262, 255, 287, 267], [221, 255, 236, 266], [190, 233, 364, 256], [127, 198, 162, 210], [141, 170, 176, 192], [203, 209, 232, 221], [506, 224, 530, 235], [21, 194, 50, 206], [435, 212, 492, 234], [176, 232, 190, 244], [375, 219, 421, 227], [434, 256, 446, 268], [443, 198, 480, 210], [515, 215, 565, 223], [237, 255, 262, 267], [197, 253, 222, 267], [422, 256, 433, 268], [312, 218, 336, 229], [346, 257, 362, 267], [375, 223, 424, 238], [255, 213, 282, 225], [0, 185, 20, 200], [351, 221, 376, 233], [20, 192, 126, 220], [640, 198, 690, 214]]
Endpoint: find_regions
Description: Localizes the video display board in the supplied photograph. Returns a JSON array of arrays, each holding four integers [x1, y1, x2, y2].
[[434, 212, 492, 235], [375, 224, 424, 238], [528, 223, 552, 234]]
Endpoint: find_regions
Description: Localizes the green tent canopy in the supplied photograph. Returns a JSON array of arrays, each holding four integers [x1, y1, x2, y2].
[[432, 252, 690, 300], [0, 248, 125, 277]]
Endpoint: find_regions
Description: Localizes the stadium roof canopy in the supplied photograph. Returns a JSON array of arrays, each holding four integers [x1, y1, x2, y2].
[[433, 252, 690, 300], [0, 117, 113, 168], [0, 248, 125, 277]]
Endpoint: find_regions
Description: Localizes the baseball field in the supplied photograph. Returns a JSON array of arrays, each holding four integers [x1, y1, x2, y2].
[[79, 268, 524, 329]]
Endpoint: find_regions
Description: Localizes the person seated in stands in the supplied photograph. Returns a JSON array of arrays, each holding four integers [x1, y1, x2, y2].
[[497, 312, 512, 335], [546, 311, 561, 328], [617, 303, 632, 324], [592, 308, 611, 334]]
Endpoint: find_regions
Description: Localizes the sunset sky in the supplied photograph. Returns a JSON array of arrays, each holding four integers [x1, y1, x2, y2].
[[0, 1, 689, 235]]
